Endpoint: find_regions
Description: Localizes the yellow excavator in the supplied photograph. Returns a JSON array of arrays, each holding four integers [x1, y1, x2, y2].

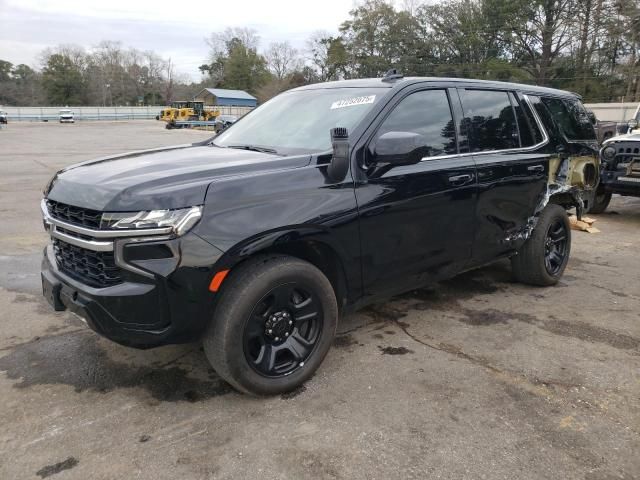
[[156, 101, 220, 126]]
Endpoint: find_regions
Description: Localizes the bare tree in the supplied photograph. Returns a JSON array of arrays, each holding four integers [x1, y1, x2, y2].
[[265, 41, 301, 80], [507, 0, 576, 84], [401, 0, 424, 15], [164, 57, 175, 104], [206, 27, 261, 57], [306, 31, 333, 81]]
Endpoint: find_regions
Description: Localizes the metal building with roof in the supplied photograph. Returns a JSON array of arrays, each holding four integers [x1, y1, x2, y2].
[[193, 88, 258, 107]]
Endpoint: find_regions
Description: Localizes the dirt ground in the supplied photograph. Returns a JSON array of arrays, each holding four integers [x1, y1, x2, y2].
[[0, 121, 638, 480]]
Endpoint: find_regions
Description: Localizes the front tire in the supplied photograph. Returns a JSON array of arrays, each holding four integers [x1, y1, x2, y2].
[[511, 204, 571, 286], [203, 255, 338, 395]]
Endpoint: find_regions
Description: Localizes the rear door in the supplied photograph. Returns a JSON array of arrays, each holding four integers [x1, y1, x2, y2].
[[354, 86, 477, 300], [457, 88, 550, 263]]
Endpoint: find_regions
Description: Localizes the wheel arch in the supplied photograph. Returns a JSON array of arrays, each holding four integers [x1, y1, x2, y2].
[[214, 227, 352, 312], [547, 188, 585, 219]]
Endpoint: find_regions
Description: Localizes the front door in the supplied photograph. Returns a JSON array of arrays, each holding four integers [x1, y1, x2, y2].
[[354, 87, 477, 300]]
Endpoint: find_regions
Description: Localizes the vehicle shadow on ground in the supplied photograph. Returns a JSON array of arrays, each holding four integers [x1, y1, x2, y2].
[[336, 260, 515, 337], [0, 260, 517, 403], [0, 314, 235, 403]]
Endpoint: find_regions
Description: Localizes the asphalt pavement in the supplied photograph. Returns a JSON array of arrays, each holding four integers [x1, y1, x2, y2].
[[0, 121, 638, 479]]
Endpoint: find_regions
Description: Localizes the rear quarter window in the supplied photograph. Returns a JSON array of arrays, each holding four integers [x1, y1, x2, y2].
[[540, 97, 596, 141]]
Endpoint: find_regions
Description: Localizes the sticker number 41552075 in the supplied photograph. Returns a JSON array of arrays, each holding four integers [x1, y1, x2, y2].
[[330, 95, 376, 110]]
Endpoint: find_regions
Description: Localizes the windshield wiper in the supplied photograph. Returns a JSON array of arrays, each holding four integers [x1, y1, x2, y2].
[[227, 144, 279, 155]]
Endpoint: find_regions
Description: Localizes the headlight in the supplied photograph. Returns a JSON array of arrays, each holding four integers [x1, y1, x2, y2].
[[101, 206, 202, 236], [602, 146, 616, 160]]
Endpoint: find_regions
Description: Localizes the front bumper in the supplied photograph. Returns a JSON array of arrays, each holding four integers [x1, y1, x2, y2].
[[41, 223, 224, 349], [600, 170, 640, 197], [42, 246, 167, 347]]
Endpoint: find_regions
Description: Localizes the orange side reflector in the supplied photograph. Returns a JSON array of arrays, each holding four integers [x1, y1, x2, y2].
[[209, 269, 230, 292]]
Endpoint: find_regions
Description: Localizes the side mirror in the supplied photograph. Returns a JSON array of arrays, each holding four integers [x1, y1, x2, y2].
[[373, 131, 426, 165], [586, 110, 597, 125], [628, 119, 638, 131]]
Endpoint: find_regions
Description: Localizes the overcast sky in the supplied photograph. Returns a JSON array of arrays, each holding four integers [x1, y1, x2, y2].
[[0, 0, 356, 80]]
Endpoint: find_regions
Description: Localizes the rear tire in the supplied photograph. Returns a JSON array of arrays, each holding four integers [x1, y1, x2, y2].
[[511, 204, 571, 286], [203, 255, 338, 396], [588, 186, 611, 214]]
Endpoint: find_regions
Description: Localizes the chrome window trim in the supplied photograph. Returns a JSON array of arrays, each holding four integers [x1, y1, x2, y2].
[[419, 93, 550, 162], [41, 199, 173, 238]]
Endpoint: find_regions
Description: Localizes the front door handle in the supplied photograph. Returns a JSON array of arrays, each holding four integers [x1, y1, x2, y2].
[[527, 165, 545, 174], [448, 174, 473, 186]]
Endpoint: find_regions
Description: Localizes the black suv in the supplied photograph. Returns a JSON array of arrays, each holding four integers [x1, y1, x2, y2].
[[41, 75, 599, 395]]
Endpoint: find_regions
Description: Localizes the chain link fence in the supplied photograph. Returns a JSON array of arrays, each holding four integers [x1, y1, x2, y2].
[[1, 106, 254, 122]]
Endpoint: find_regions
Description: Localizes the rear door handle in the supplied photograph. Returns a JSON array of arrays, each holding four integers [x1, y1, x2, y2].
[[448, 174, 473, 186], [527, 165, 545, 174]]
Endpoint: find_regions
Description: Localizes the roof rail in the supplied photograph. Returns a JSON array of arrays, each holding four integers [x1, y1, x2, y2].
[[381, 69, 404, 82]]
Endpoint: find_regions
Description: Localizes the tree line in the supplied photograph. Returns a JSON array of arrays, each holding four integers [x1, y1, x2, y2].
[[1, 0, 638, 107], [0, 42, 190, 107]]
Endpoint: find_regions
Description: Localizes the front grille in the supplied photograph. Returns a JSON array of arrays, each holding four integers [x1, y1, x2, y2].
[[53, 238, 122, 288], [47, 200, 102, 229], [612, 143, 640, 165]]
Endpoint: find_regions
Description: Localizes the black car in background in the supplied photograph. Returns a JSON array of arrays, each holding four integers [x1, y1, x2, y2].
[[213, 114, 238, 133], [41, 74, 599, 395]]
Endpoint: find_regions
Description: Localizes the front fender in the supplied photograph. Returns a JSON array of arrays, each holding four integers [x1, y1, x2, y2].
[[222, 225, 343, 260], [192, 165, 362, 302]]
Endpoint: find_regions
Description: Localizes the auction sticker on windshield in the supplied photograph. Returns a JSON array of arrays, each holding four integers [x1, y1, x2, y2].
[[330, 95, 376, 110]]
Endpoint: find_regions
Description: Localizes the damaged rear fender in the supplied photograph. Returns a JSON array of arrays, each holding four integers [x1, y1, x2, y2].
[[506, 152, 597, 244]]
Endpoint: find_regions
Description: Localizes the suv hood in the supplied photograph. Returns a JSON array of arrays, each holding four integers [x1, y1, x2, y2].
[[602, 133, 640, 146], [46, 144, 311, 211]]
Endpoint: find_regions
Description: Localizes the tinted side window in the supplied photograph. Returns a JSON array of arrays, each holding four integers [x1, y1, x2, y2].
[[460, 90, 518, 151], [375, 89, 457, 157], [528, 95, 557, 139], [540, 97, 596, 140], [510, 93, 543, 147]]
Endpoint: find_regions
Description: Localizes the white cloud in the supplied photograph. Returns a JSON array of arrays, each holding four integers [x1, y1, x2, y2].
[[0, 0, 355, 79]]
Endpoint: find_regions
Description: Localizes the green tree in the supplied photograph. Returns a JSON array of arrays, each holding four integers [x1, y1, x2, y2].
[[339, 0, 400, 77], [223, 38, 270, 92], [0, 60, 13, 82], [41, 53, 86, 105], [202, 29, 270, 93]]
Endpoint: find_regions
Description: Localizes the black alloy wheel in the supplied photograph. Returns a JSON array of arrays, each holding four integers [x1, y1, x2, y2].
[[511, 204, 571, 286], [203, 255, 337, 395], [544, 219, 569, 276], [244, 283, 323, 377]]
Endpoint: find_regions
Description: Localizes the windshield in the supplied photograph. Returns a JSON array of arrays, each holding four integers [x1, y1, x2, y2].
[[214, 88, 386, 154]]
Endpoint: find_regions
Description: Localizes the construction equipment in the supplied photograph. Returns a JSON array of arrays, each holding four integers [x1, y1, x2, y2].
[[157, 101, 220, 127]]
